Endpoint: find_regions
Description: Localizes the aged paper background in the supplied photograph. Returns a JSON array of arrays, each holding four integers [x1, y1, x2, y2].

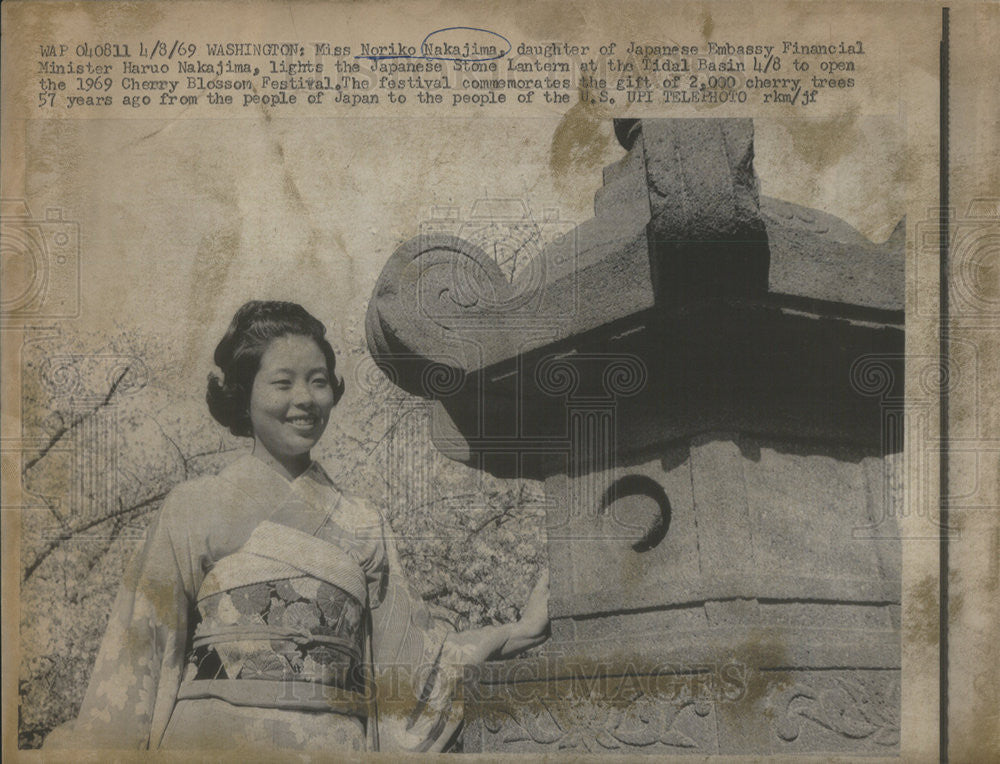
[[2, 0, 997, 760]]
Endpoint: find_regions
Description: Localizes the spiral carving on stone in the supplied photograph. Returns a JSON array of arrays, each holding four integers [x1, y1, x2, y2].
[[365, 234, 512, 384]]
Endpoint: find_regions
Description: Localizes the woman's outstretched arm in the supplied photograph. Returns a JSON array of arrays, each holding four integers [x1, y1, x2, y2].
[[445, 570, 550, 665]]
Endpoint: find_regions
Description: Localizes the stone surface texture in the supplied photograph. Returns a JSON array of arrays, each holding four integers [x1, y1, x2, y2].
[[367, 118, 903, 755]]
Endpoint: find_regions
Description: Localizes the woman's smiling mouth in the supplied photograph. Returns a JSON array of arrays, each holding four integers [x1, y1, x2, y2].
[[285, 414, 320, 431]]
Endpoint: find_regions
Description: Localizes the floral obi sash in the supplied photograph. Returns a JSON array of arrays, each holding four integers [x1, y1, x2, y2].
[[180, 521, 370, 716]]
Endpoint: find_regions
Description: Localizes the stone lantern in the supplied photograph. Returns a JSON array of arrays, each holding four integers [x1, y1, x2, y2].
[[366, 118, 903, 755]]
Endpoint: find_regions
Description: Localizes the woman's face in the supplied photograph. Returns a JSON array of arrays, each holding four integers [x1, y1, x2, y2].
[[249, 334, 336, 468]]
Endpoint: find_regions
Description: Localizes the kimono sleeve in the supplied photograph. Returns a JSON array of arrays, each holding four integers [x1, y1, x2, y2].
[[368, 516, 466, 753], [43, 482, 207, 750]]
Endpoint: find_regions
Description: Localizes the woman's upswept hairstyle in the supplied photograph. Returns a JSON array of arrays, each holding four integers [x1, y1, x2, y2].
[[207, 300, 345, 437]]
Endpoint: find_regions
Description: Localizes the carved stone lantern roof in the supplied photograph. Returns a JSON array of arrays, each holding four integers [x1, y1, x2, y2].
[[366, 118, 904, 478]]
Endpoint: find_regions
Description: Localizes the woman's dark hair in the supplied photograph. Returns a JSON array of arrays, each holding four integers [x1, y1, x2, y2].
[[207, 301, 345, 437]]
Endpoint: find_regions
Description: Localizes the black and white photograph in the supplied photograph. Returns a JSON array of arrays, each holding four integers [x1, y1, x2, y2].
[[2, 1, 997, 760]]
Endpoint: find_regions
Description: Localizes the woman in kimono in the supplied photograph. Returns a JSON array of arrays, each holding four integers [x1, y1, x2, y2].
[[45, 300, 549, 752]]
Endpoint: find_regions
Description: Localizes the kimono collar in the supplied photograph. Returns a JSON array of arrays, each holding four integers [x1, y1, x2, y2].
[[218, 453, 342, 535], [221, 452, 333, 489]]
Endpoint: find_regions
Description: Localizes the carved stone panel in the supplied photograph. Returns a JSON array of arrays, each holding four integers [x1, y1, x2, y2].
[[465, 664, 899, 755], [717, 669, 901, 754], [547, 435, 901, 620], [464, 666, 722, 755]]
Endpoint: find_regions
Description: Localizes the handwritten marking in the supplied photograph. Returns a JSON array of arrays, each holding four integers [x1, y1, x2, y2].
[[355, 27, 511, 63]]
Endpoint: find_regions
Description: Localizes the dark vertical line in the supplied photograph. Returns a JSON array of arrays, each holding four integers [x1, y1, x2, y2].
[[939, 7, 950, 764]]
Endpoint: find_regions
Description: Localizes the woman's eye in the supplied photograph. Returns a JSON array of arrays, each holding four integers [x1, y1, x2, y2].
[[311, 377, 330, 388], [272, 380, 292, 389]]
